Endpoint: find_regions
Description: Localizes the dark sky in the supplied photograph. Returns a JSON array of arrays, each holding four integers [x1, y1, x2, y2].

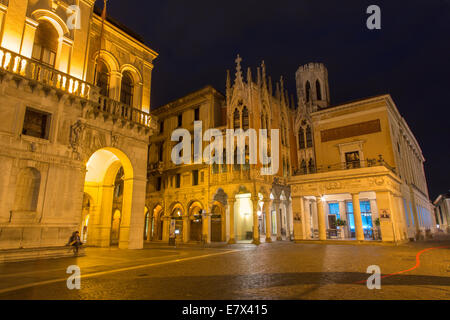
[[100, 0, 450, 200]]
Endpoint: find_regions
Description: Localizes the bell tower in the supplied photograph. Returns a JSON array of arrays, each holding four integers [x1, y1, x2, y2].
[[296, 63, 330, 112]]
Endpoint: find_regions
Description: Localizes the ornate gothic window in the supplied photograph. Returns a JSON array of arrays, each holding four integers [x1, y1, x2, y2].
[[301, 159, 307, 175], [305, 81, 311, 103], [13, 168, 41, 212], [32, 21, 58, 67], [316, 80, 322, 100], [308, 158, 315, 173], [242, 107, 249, 130], [95, 60, 109, 97], [233, 109, 240, 130], [299, 127, 306, 149], [306, 126, 313, 148], [120, 71, 134, 106]]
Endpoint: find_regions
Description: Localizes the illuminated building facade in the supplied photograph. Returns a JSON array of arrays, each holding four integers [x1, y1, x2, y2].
[[0, 0, 157, 260], [146, 60, 436, 244]]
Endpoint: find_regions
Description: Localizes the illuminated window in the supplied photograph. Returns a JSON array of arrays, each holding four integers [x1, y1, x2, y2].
[[32, 21, 58, 67], [95, 60, 109, 97], [298, 128, 305, 149], [242, 107, 249, 130], [306, 126, 313, 148], [120, 72, 134, 106], [233, 109, 240, 130]]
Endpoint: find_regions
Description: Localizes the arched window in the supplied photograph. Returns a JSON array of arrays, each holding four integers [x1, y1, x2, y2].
[[306, 126, 313, 148], [242, 107, 249, 130], [14, 168, 41, 212], [301, 159, 307, 175], [308, 158, 315, 173], [32, 21, 58, 67], [316, 80, 322, 100], [95, 60, 109, 97], [305, 81, 311, 103], [120, 71, 134, 106], [299, 127, 305, 149], [233, 109, 240, 130]]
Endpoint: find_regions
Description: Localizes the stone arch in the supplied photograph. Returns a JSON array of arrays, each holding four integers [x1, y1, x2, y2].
[[120, 64, 143, 84], [83, 147, 136, 248], [31, 9, 71, 37], [92, 50, 120, 73]]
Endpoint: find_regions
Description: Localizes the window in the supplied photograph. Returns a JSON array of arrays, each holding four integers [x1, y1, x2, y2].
[[301, 159, 307, 174], [160, 121, 164, 134], [22, 108, 51, 140], [120, 72, 134, 106], [345, 151, 361, 169], [95, 60, 109, 97], [178, 114, 183, 127], [329, 203, 340, 220], [233, 109, 240, 130], [308, 158, 315, 173], [175, 174, 181, 188], [305, 81, 311, 102], [156, 177, 162, 191], [242, 107, 249, 130], [316, 80, 322, 100], [32, 21, 58, 67], [299, 128, 305, 149], [194, 108, 200, 121], [158, 143, 164, 162], [306, 126, 313, 148], [192, 170, 199, 186], [13, 167, 41, 212]]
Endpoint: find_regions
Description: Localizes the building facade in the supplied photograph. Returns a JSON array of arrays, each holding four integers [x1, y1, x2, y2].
[[146, 59, 436, 245], [434, 193, 450, 233], [0, 0, 157, 260]]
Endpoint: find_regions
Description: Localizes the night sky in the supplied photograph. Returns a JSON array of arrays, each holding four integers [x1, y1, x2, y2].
[[100, 0, 450, 200]]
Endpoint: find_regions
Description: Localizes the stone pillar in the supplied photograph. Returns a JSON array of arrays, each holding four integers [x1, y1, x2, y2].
[[292, 196, 305, 240], [56, 37, 73, 74], [352, 193, 364, 241], [338, 201, 347, 238], [20, 18, 38, 58], [264, 199, 272, 243], [203, 211, 211, 244], [316, 198, 327, 240], [162, 216, 170, 242], [375, 191, 397, 242], [284, 200, 292, 240], [304, 199, 311, 239], [227, 198, 236, 244], [273, 199, 282, 241], [252, 197, 260, 245], [182, 215, 189, 243]]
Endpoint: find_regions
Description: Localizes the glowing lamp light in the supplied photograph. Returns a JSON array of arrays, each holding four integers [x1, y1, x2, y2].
[[320, 196, 326, 202]]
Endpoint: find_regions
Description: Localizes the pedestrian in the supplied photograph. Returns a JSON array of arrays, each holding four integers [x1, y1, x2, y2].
[[67, 231, 83, 255]]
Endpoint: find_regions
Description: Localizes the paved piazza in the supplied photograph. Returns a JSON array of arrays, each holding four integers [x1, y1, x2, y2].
[[0, 242, 449, 300]]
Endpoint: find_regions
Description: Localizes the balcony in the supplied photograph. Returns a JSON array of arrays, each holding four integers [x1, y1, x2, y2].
[[0, 46, 154, 129], [0, 46, 91, 99], [293, 157, 396, 176]]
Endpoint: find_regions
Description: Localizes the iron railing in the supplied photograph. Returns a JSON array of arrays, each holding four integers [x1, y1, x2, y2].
[[294, 158, 396, 176]]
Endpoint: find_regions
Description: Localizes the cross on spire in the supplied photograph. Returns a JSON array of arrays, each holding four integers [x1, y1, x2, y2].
[[235, 54, 243, 84]]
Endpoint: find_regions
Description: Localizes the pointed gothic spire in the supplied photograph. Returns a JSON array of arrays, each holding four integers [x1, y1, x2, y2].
[[290, 94, 296, 109], [226, 69, 231, 95], [235, 54, 243, 84], [275, 82, 281, 100], [247, 67, 252, 84], [257, 67, 262, 87], [261, 60, 267, 89], [268, 76, 273, 96]]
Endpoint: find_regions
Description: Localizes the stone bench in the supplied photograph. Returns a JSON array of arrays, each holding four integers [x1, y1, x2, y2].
[[0, 246, 86, 263]]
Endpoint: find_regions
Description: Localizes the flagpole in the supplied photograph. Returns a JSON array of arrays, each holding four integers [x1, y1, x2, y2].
[[95, 0, 108, 84]]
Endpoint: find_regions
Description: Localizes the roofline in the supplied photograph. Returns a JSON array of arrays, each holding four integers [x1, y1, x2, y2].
[[92, 6, 158, 59], [152, 85, 224, 115]]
